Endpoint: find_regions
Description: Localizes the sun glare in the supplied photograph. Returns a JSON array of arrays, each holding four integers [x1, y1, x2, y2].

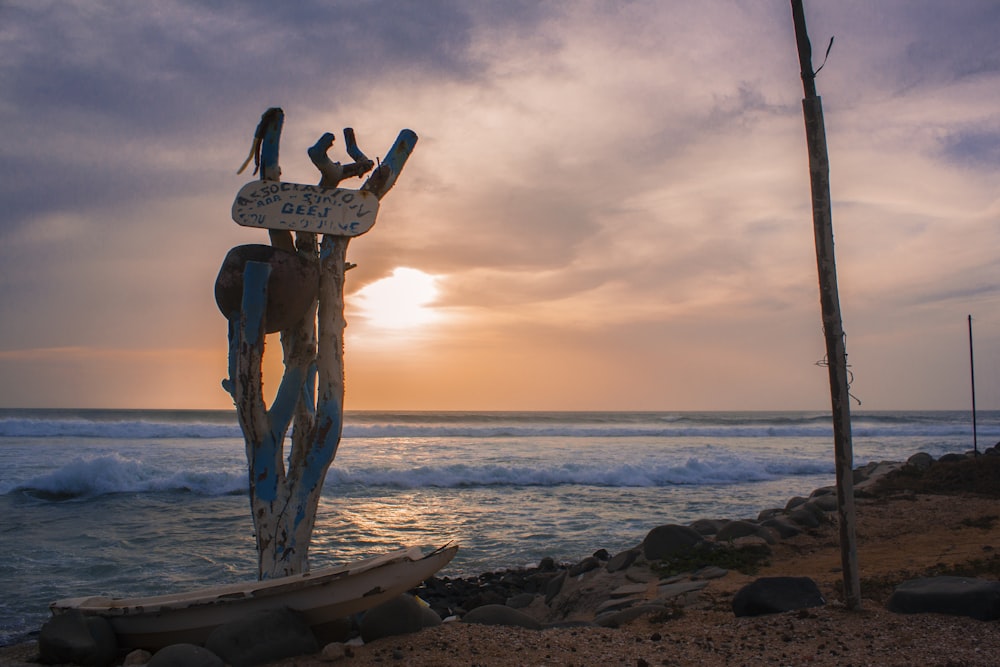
[[353, 267, 442, 330]]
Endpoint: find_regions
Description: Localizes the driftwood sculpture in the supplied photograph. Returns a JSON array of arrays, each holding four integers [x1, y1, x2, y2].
[[216, 108, 417, 579]]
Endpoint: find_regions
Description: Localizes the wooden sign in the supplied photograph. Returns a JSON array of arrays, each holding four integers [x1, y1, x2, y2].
[[231, 181, 380, 236]]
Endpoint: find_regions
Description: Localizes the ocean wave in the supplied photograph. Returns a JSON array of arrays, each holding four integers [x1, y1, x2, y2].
[[6, 453, 247, 500], [1, 412, 992, 441], [326, 456, 834, 489]]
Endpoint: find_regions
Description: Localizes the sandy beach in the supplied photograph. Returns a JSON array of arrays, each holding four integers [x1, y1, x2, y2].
[[4, 455, 998, 666]]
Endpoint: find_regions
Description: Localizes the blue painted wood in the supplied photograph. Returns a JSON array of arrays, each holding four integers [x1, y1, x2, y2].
[[361, 129, 418, 200]]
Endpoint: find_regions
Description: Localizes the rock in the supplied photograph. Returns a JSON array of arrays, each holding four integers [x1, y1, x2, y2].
[[360, 595, 426, 643], [756, 508, 785, 522], [715, 520, 776, 545], [506, 592, 536, 609], [39, 610, 118, 667], [321, 642, 348, 661], [204, 607, 318, 667], [606, 548, 639, 573], [594, 604, 667, 628], [538, 556, 557, 571], [689, 518, 727, 536], [761, 517, 802, 539], [462, 604, 541, 629], [123, 649, 152, 666], [593, 548, 610, 561], [545, 570, 568, 603], [786, 507, 821, 528], [938, 453, 967, 463], [784, 496, 808, 511], [655, 580, 708, 603], [148, 644, 224, 667], [692, 565, 728, 580], [906, 451, 935, 470], [887, 576, 1000, 621], [732, 577, 825, 617], [568, 556, 601, 576], [642, 524, 706, 561], [806, 494, 839, 512], [809, 486, 836, 498]]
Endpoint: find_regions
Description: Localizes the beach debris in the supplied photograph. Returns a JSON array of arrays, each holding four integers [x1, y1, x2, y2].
[[731, 576, 826, 617], [888, 576, 1000, 621]]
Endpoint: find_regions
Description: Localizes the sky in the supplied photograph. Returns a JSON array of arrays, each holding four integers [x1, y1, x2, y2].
[[1, 0, 999, 412]]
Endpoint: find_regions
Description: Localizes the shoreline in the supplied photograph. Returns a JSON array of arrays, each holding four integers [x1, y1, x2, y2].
[[4, 451, 999, 666]]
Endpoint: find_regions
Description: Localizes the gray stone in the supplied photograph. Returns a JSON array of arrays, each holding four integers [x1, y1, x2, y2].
[[809, 486, 836, 498], [606, 548, 640, 572], [360, 594, 426, 643], [123, 649, 152, 666], [506, 593, 536, 609], [715, 520, 776, 545], [420, 603, 443, 627], [756, 508, 785, 522], [761, 517, 802, 539], [786, 507, 821, 528], [693, 565, 728, 580], [888, 576, 1000, 621], [806, 494, 838, 512], [204, 607, 318, 667], [784, 496, 808, 511], [462, 604, 541, 629], [732, 577, 825, 617], [594, 604, 667, 628], [655, 580, 708, 602], [568, 556, 600, 576], [545, 570, 568, 603], [148, 644, 224, 667], [689, 518, 727, 536], [642, 524, 706, 561], [39, 610, 118, 667], [906, 452, 935, 470]]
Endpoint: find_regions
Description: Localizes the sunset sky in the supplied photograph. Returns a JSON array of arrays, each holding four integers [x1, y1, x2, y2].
[[2, 1, 999, 411]]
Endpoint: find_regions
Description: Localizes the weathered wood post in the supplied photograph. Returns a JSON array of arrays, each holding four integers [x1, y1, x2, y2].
[[218, 108, 417, 579], [790, 1, 862, 610]]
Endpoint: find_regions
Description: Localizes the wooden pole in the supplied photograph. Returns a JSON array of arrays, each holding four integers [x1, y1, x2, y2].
[[790, 0, 862, 610], [969, 314, 978, 455]]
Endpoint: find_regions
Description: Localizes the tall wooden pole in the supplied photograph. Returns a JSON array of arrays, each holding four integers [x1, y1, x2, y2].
[[790, 0, 862, 610], [969, 314, 979, 455]]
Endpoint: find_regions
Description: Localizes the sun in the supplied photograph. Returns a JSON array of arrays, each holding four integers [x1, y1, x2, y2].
[[352, 267, 441, 330]]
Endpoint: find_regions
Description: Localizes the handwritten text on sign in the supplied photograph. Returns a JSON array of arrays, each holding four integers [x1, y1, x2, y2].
[[231, 181, 380, 236]]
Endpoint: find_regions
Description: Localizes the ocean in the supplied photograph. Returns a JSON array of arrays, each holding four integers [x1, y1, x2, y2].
[[0, 408, 995, 645]]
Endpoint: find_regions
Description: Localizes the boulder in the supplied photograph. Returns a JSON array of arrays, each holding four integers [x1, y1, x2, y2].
[[715, 520, 776, 545], [806, 494, 838, 512], [360, 594, 427, 643], [39, 610, 118, 667], [462, 604, 541, 629], [642, 524, 706, 561], [148, 644, 224, 667], [761, 517, 801, 539], [606, 548, 639, 573], [906, 452, 935, 470], [887, 576, 1000, 621], [689, 518, 728, 536], [568, 556, 601, 576], [732, 577, 825, 617], [204, 607, 318, 667]]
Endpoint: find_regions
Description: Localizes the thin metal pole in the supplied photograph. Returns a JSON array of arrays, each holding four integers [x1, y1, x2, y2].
[[969, 314, 978, 455]]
